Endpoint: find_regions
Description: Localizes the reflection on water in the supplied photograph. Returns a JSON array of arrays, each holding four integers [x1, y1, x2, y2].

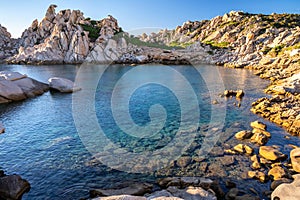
[[0, 64, 298, 200]]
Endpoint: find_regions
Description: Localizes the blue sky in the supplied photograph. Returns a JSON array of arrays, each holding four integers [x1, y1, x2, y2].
[[0, 0, 299, 38]]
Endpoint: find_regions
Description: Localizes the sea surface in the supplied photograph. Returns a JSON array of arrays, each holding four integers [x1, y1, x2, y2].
[[0, 64, 298, 200]]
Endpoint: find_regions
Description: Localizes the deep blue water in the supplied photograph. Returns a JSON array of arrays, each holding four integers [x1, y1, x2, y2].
[[0, 64, 299, 200]]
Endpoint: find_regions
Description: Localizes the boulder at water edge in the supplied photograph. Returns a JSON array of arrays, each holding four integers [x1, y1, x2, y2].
[[48, 77, 81, 93], [0, 122, 4, 134], [272, 174, 300, 200], [0, 174, 30, 200], [0, 71, 49, 103]]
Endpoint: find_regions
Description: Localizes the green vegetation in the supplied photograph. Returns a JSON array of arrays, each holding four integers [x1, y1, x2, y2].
[[204, 40, 230, 49], [259, 13, 300, 29], [113, 33, 182, 50], [261, 46, 272, 55], [261, 43, 300, 57], [169, 41, 193, 48], [80, 23, 101, 42], [219, 21, 239, 28], [281, 42, 300, 51]]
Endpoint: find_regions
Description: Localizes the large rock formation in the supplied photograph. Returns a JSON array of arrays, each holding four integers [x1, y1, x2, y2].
[[7, 5, 122, 64], [0, 71, 49, 103], [0, 24, 18, 60], [139, 11, 300, 67]]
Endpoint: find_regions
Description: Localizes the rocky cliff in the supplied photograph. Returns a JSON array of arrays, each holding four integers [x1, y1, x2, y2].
[[2, 5, 212, 65], [0, 24, 18, 60], [6, 5, 124, 64], [139, 11, 300, 66]]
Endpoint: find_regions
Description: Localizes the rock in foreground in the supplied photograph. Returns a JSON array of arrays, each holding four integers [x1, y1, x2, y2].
[[272, 174, 300, 200], [0, 174, 30, 200], [48, 77, 81, 93], [291, 148, 300, 173], [0, 71, 49, 103]]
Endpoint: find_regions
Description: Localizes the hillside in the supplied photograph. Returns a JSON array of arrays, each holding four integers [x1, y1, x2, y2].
[[139, 11, 300, 66]]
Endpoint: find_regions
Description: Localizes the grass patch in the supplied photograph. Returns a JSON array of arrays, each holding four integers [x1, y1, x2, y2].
[[169, 41, 193, 48], [204, 40, 230, 49]]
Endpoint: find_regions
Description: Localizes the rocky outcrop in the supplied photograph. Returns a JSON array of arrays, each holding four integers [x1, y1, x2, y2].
[[6, 5, 122, 64], [272, 175, 300, 200], [0, 25, 18, 60], [139, 11, 300, 67], [90, 178, 217, 200], [291, 148, 300, 173], [48, 77, 81, 93], [0, 71, 49, 103], [0, 172, 30, 200]]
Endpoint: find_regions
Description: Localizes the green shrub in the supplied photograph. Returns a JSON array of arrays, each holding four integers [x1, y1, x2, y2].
[[204, 40, 230, 49], [80, 24, 100, 41]]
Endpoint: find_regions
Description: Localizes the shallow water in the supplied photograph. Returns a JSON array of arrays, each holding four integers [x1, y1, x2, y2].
[[0, 64, 299, 199]]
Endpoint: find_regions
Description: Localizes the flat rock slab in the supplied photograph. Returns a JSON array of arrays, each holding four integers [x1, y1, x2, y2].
[[0, 71, 27, 81], [0, 79, 27, 101], [90, 183, 153, 197], [0, 174, 30, 200]]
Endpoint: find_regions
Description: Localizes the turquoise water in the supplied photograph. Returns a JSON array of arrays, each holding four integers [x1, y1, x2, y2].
[[0, 64, 298, 199]]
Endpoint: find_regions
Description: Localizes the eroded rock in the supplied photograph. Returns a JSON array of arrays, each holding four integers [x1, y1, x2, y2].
[[0, 174, 30, 200]]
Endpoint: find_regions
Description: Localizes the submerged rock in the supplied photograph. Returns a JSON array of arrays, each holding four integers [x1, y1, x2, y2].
[[48, 77, 81, 93], [0, 174, 30, 200]]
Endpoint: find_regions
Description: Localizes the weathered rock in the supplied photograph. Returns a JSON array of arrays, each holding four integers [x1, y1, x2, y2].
[[271, 178, 292, 190], [250, 121, 267, 130], [216, 156, 235, 166], [223, 90, 244, 98], [233, 144, 253, 155], [0, 71, 49, 103], [90, 183, 153, 197], [146, 190, 183, 200], [235, 130, 253, 140], [259, 146, 287, 161], [236, 90, 244, 98], [250, 132, 269, 146], [0, 79, 27, 101], [225, 188, 239, 199], [248, 171, 267, 182], [0, 174, 30, 200], [268, 166, 288, 180], [0, 71, 27, 81], [92, 195, 146, 200], [252, 128, 271, 138], [0, 122, 5, 134], [250, 155, 261, 170], [272, 175, 300, 200], [176, 156, 192, 168], [157, 177, 213, 189], [290, 148, 300, 172], [235, 194, 259, 200], [166, 186, 217, 200], [48, 77, 81, 93]]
